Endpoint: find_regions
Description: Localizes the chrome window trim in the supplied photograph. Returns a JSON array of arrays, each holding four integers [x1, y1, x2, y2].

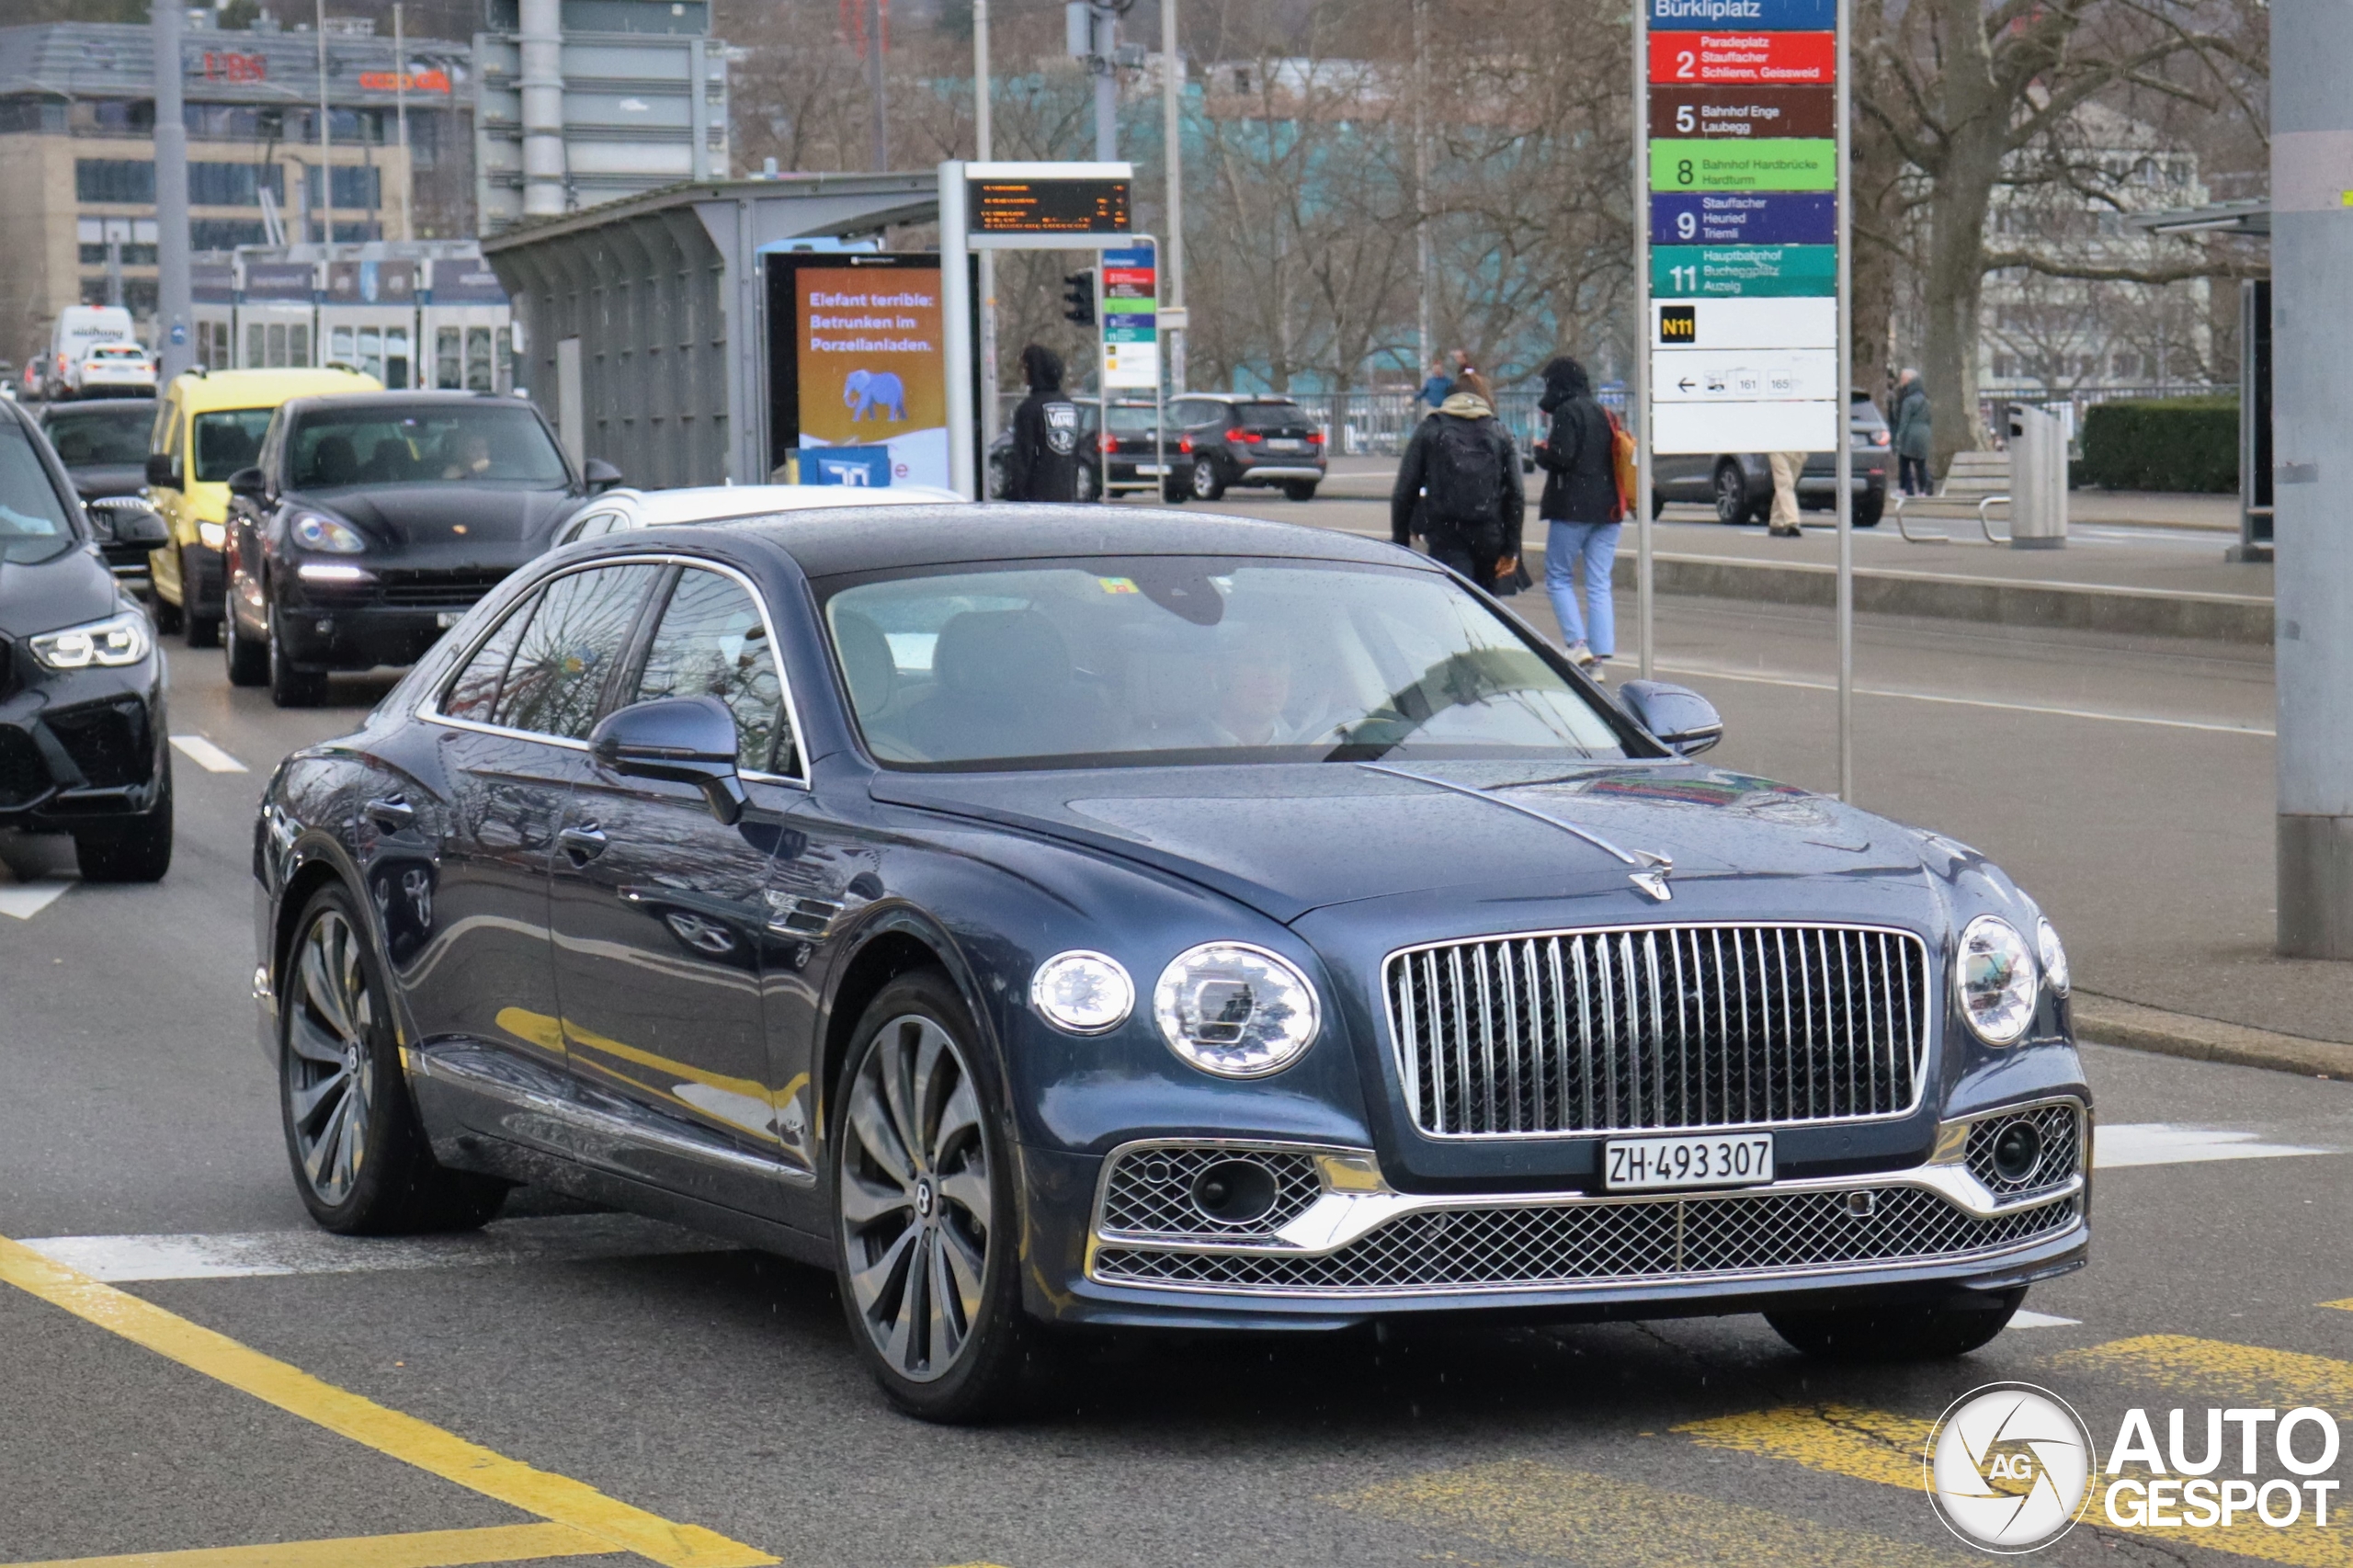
[[415, 551, 811, 790], [1380, 921, 1938, 1141]]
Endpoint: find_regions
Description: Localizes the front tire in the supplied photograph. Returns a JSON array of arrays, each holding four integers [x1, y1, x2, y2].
[[223, 594, 267, 686], [1712, 462, 1752, 527], [279, 886, 507, 1234], [1767, 1289, 2024, 1361], [267, 613, 327, 708], [1188, 456, 1225, 501], [74, 762, 173, 882], [833, 971, 1032, 1423]]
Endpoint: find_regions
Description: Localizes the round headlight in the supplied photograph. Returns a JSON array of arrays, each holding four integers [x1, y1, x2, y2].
[[1153, 942, 1320, 1078], [2037, 916, 2071, 998], [1958, 916, 2037, 1045], [1029, 950, 1134, 1035]]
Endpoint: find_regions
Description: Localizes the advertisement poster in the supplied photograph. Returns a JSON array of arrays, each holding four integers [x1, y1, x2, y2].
[[792, 265, 948, 488]]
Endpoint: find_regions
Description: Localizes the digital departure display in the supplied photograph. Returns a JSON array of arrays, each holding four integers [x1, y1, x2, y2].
[[968, 177, 1132, 234]]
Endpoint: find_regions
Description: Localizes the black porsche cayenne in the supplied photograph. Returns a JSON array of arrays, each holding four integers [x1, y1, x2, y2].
[[222, 392, 609, 706]]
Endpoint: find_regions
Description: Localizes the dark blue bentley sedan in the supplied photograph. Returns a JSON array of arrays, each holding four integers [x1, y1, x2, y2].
[[251, 505, 2087, 1420]]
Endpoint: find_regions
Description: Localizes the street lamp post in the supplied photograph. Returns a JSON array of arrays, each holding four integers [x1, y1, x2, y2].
[[153, 0, 193, 381], [975, 0, 997, 446], [1161, 0, 1184, 392]]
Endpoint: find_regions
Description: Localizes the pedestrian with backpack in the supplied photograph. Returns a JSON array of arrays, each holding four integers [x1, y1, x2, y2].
[[1390, 375, 1525, 594], [1530, 357, 1622, 673]]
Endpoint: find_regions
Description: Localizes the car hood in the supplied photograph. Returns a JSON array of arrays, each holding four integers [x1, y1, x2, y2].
[[298, 485, 581, 554], [868, 760, 1940, 925], [0, 544, 119, 638], [70, 463, 147, 500]]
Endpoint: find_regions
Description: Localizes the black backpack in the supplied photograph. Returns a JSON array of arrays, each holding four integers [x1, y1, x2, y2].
[[1425, 416, 1503, 528]]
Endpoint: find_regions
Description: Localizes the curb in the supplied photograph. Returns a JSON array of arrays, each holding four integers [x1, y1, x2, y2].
[[2070, 993, 2353, 1078]]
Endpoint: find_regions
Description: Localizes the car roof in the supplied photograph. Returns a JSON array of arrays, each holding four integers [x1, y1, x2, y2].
[[604, 483, 969, 526], [1176, 392, 1302, 403], [277, 390, 531, 415], [166, 367, 381, 413], [697, 502, 1425, 578], [40, 397, 153, 415]]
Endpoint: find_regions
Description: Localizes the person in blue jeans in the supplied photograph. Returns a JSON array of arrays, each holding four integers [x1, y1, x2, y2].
[[1530, 357, 1621, 673]]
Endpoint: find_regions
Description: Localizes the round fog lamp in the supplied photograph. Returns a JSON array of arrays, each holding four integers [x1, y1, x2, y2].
[[1154, 941, 1321, 1078], [1190, 1158, 1279, 1224], [1957, 915, 2037, 1046], [1029, 949, 1133, 1035], [1990, 1119, 2045, 1184]]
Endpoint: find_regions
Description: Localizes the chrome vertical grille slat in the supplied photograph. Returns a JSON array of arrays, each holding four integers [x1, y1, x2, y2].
[[1385, 924, 1932, 1139]]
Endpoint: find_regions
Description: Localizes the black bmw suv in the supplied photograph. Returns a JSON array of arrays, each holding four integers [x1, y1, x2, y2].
[[222, 392, 611, 705], [1165, 393, 1327, 502], [0, 397, 174, 880]]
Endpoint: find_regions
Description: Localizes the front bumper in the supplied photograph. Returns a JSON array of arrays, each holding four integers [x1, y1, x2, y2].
[[1233, 460, 1326, 483], [1024, 1098, 2086, 1329], [0, 664, 169, 831], [272, 564, 516, 671]]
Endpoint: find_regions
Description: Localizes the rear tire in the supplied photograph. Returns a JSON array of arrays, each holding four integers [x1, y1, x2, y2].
[[1651, 490, 1666, 519], [1189, 456, 1225, 502], [1281, 480, 1319, 502], [1074, 464, 1100, 505], [1161, 481, 1188, 504], [1855, 496, 1884, 528], [1767, 1289, 2024, 1361], [279, 885, 508, 1234], [223, 597, 267, 687], [74, 764, 173, 883], [267, 613, 327, 708]]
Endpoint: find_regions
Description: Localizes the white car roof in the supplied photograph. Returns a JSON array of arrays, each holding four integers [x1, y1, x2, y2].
[[601, 483, 967, 527]]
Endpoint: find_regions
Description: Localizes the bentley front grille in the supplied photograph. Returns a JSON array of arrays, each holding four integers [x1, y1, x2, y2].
[[1093, 1186, 2077, 1295], [1386, 925, 1931, 1138]]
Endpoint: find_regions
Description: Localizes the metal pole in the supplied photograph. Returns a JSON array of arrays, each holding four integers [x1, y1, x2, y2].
[[1412, 0, 1430, 383], [1632, 0, 1653, 680], [2273, 0, 2353, 955], [1093, 6, 1118, 162], [939, 161, 978, 499], [315, 0, 333, 256], [975, 1, 999, 449], [153, 0, 193, 381], [1161, 0, 1185, 392], [1096, 262, 1109, 499], [1836, 0, 1855, 801], [393, 2, 410, 240], [867, 0, 888, 171]]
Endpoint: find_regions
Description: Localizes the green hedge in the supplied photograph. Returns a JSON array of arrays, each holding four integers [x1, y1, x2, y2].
[[2077, 397, 2240, 493]]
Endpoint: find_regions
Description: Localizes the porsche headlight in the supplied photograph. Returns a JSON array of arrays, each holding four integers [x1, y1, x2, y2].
[[29, 609, 151, 670], [1958, 915, 2037, 1045], [290, 511, 367, 553], [2037, 916, 2071, 998], [1030, 950, 1134, 1035], [1153, 942, 1320, 1077]]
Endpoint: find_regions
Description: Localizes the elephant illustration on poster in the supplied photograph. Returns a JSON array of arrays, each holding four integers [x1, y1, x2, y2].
[[843, 369, 907, 422]]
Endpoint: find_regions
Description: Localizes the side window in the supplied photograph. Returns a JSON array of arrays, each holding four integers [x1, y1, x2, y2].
[[630, 568, 792, 775], [439, 590, 541, 722], [566, 510, 621, 544], [493, 562, 662, 739]]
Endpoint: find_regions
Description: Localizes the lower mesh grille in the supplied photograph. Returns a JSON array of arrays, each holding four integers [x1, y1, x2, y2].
[[46, 699, 148, 789], [1094, 1187, 2079, 1294], [1098, 1146, 1324, 1241], [1966, 1103, 2083, 1195]]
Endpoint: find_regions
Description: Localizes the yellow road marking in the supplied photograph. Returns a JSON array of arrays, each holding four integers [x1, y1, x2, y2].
[[1330, 1458, 1971, 1565], [1678, 1402, 2353, 1568], [3, 1522, 611, 1568], [0, 1235, 776, 1568], [2055, 1334, 2353, 1408], [2325, 1300, 2353, 1312]]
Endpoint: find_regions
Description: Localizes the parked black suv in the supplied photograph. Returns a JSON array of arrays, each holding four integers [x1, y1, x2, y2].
[[221, 392, 610, 706], [1652, 392, 1892, 527], [0, 397, 174, 881], [1165, 393, 1326, 501]]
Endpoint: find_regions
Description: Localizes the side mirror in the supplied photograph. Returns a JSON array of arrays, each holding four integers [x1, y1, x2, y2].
[[1617, 679, 1724, 756], [226, 466, 268, 500], [86, 496, 170, 548], [144, 452, 181, 491], [588, 695, 746, 824], [583, 458, 622, 492]]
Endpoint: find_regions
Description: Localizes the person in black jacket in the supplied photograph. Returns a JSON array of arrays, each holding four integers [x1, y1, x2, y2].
[[1003, 344, 1082, 502], [1388, 381, 1524, 593], [1530, 356, 1621, 670]]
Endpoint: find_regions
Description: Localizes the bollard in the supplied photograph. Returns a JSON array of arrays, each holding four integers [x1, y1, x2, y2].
[[2006, 403, 2069, 549]]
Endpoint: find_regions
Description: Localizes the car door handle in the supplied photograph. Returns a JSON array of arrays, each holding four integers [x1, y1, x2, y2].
[[364, 796, 415, 832], [558, 824, 609, 864]]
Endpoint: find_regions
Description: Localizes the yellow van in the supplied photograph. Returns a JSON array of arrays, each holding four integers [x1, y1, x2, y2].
[[145, 366, 379, 644]]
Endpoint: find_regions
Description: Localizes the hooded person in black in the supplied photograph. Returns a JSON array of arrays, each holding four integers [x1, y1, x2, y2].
[[1388, 379, 1524, 594], [1004, 345, 1083, 502], [1530, 356, 1622, 669]]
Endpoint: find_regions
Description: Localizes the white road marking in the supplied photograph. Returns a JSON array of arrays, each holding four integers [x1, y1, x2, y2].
[[19, 1211, 736, 1282], [2009, 1309, 2083, 1329], [1653, 661, 2275, 738], [169, 733, 249, 772], [0, 876, 72, 920], [2094, 1123, 2332, 1169]]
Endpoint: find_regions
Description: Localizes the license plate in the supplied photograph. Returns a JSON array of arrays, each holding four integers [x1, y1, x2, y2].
[[436, 611, 463, 629], [1604, 1132, 1774, 1191], [1138, 463, 1168, 476], [1264, 437, 1302, 451]]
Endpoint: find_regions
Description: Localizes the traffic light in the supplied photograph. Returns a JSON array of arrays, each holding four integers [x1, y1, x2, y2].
[[1063, 269, 1097, 327]]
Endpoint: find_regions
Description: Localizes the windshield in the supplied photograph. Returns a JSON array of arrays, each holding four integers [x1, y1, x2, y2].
[[0, 421, 79, 563], [822, 556, 1630, 771], [1235, 403, 1308, 430], [192, 409, 274, 483], [43, 404, 151, 467], [288, 404, 569, 490]]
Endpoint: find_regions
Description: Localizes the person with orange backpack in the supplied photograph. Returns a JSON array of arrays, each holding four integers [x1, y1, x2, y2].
[[1531, 356, 1625, 674]]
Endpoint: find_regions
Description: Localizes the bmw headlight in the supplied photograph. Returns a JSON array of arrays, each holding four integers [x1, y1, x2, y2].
[[1958, 915, 2037, 1045], [1030, 950, 1134, 1035], [2037, 916, 2071, 998], [1153, 942, 1321, 1077], [290, 511, 367, 553], [29, 609, 151, 670]]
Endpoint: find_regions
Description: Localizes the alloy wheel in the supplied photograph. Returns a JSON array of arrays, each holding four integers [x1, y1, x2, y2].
[[838, 1014, 994, 1383], [284, 908, 377, 1206], [1714, 465, 1748, 525]]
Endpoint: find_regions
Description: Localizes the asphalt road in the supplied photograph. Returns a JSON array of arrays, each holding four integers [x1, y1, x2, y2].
[[3, 579, 2350, 1568]]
